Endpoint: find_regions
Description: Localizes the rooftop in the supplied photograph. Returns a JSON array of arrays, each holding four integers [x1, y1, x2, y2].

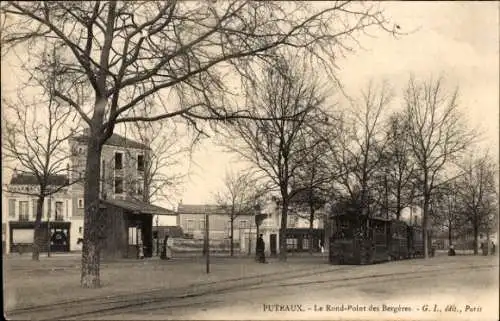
[[10, 174, 69, 186], [177, 204, 226, 215], [73, 133, 150, 150], [102, 198, 175, 216], [177, 204, 255, 215]]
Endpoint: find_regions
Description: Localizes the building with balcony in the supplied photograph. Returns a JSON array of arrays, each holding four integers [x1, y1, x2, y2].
[[3, 173, 72, 254]]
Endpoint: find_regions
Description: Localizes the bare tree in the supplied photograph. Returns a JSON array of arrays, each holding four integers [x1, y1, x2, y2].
[[377, 111, 417, 219], [456, 152, 498, 254], [1, 1, 400, 287], [289, 117, 338, 254], [122, 120, 188, 205], [223, 58, 329, 261], [430, 180, 466, 248], [214, 171, 263, 256], [2, 88, 79, 261], [333, 81, 393, 222], [403, 75, 476, 258]]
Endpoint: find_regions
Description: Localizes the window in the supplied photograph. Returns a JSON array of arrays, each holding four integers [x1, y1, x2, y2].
[[137, 154, 145, 171], [128, 227, 137, 245], [185, 219, 195, 233], [239, 220, 248, 229], [55, 202, 64, 221], [19, 201, 29, 221], [225, 221, 232, 237], [115, 152, 123, 170], [8, 199, 16, 218], [32, 199, 38, 219], [199, 219, 205, 231], [114, 177, 124, 194], [286, 238, 298, 250], [302, 236, 310, 250], [137, 180, 144, 195], [78, 199, 84, 209]]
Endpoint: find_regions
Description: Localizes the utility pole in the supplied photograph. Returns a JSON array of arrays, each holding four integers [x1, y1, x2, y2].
[[155, 215, 160, 256], [205, 210, 210, 274], [47, 194, 52, 257]]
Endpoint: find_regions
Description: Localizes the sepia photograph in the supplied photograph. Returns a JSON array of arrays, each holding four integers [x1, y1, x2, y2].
[[1, 1, 498, 320]]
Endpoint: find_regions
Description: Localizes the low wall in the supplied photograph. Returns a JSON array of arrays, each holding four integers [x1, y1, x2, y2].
[[170, 238, 240, 253]]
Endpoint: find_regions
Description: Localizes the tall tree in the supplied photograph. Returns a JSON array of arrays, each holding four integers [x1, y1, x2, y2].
[[457, 152, 498, 254], [430, 180, 466, 248], [377, 112, 416, 219], [403, 75, 476, 258], [223, 57, 328, 261], [214, 171, 264, 256], [1, 1, 400, 287], [333, 81, 393, 220], [290, 117, 338, 254], [2, 85, 79, 261]]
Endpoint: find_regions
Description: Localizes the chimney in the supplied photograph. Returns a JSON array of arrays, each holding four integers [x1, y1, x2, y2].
[[13, 167, 17, 177]]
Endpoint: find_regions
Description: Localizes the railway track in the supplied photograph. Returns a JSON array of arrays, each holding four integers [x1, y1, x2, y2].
[[7, 261, 496, 320], [6, 264, 353, 320]]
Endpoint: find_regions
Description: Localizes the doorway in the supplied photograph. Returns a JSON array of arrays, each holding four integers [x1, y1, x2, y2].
[[270, 234, 277, 256]]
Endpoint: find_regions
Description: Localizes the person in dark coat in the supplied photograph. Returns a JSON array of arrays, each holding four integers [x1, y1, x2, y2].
[[491, 242, 496, 255], [160, 235, 169, 260], [256, 234, 266, 263], [448, 244, 456, 256]]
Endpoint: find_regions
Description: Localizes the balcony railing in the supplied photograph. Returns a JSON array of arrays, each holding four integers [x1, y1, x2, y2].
[[54, 215, 65, 221], [18, 215, 30, 222]]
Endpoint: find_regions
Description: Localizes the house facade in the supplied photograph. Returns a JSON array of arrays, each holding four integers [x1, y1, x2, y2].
[[177, 204, 257, 241], [257, 197, 327, 256], [69, 132, 174, 258], [3, 173, 73, 254], [69, 132, 152, 252]]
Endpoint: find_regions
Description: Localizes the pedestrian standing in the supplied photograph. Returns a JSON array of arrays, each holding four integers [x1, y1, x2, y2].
[[256, 234, 266, 263], [491, 241, 496, 255], [161, 235, 169, 260]]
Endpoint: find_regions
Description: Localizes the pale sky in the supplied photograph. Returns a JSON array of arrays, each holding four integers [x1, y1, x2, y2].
[[2, 2, 499, 209], [178, 2, 499, 206]]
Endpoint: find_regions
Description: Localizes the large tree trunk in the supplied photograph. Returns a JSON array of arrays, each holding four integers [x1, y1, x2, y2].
[[473, 216, 479, 255], [279, 195, 289, 261], [81, 135, 103, 288], [308, 204, 315, 255], [448, 221, 453, 247], [32, 197, 45, 261], [422, 195, 429, 259], [230, 216, 234, 257]]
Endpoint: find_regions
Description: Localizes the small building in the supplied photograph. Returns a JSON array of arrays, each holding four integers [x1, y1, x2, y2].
[[99, 199, 175, 259], [3, 173, 72, 254], [177, 204, 256, 240], [257, 197, 327, 256]]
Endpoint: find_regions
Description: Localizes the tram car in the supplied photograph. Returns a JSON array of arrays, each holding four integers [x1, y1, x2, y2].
[[328, 213, 428, 265]]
